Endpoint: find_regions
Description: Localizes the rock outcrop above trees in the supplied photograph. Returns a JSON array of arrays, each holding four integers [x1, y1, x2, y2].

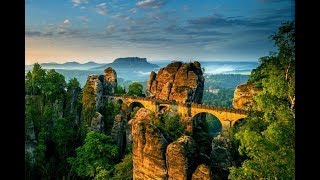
[[146, 61, 204, 103], [232, 83, 260, 110]]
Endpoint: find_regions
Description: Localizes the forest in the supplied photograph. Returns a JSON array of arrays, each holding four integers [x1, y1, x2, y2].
[[25, 21, 295, 179]]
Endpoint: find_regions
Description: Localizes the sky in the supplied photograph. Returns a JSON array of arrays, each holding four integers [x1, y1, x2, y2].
[[25, 0, 295, 65]]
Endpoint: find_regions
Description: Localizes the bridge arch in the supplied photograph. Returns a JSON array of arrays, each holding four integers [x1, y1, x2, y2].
[[116, 99, 123, 105], [192, 112, 222, 138], [159, 104, 174, 113], [128, 101, 145, 117]]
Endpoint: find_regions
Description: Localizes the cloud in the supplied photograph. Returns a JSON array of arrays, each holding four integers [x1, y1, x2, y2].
[[113, 14, 131, 21], [188, 14, 248, 28], [25, 31, 53, 37], [96, 2, 108, 15], [78, 16, 89, 24], [63, 19, 70, 25], [136, 0, 167, 9], [130, 8, 137, 13], [72, 0, 90, 7], [106, 24, 116, 33], [257, 0, 292, 3]]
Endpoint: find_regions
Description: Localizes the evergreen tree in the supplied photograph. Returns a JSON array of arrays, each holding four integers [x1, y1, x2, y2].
[[229, 21, 295, 179]]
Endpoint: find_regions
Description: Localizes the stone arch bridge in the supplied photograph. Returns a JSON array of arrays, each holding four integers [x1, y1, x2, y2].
[[106, 95, 247, 131]]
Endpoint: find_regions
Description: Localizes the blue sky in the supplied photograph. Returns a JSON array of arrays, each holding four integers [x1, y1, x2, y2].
[[25, 0, 295, 64]]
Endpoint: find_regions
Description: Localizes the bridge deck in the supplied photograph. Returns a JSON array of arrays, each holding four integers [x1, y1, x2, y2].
[[106, 95, 247, 115]]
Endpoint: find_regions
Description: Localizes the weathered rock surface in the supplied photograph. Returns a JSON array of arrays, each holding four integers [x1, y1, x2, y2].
[[86, 74, 100, 94], [83, 67, 118, 132], [210, 135, 231, 179], [132, 108, 168, 179], [146, 71, 157, 97], [90, 112, 104, 133], [146, 61, 204, 103], [166, 135, 197, 180], [191, 164, 212, 180], [111, 114, 126, 156], [232, 83, 260, 110], [104, 67, 117, 94]]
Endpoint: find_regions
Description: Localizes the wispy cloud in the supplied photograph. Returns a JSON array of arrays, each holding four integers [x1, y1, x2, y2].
[[113, 14, 131, 21], [63, 19, 70, 25], [257, 0, 292, 3], [106, 24, 116, 33], [78, 16, 89, 24], [96, 2, 108, 15], [130, 8, 137, 13], [71, 0, 91, 7], [136, 0, 167, 9]]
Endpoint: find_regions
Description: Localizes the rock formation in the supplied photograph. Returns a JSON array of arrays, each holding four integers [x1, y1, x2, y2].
[[104, 67, 117, 94], [82, 67, 118, 131], [90, 112, 104, 133], [191, 164, 212, 180], [132, 108, 168, 179], [166, 135, 197, 180], [111, 114, 126, 156], [232, 83, 260, 110], [146, 61, 204, 103], [146, 71, 157, 97]]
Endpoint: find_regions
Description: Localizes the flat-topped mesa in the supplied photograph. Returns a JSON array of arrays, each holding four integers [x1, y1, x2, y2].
[[232, 83, 261, 110], [146, 61, 204, 103]]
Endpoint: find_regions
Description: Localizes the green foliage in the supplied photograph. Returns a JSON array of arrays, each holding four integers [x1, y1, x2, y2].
[[204, 74, 249, 89], [67, 77, 80, 91], [68, 131, 119, 178], [155, 113, 186, 142], [25, 64, 83, 179], [25, 71, 33, 95], [31, 63, 46, 95], [113, 153, 133, 180], [202, 87, 234, 107], [43, 69, 66, 102], [206, 114, 222, 137], [115, 85, 126, 94], [105, 102, 121, 132], [82, 80, 96, 132], [127, 82, 143, 96], [192, 114, 211, 155], [130, 106, 140, 119], [229, 21, 295, 179]]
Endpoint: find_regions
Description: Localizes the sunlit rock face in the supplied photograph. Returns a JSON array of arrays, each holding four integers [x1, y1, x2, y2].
[[146, 61, 204, 103], [232, 83, 260, 110], [132, 108, 168, 179], [104, 67, 117, 94], [166, 135, 197, 180], [192, 164, 212, 180]]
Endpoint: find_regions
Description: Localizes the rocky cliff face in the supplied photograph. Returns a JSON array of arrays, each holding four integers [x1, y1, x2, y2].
[[82, 67, 118, 132], [131, 108, 213, 179], [191, 164, 212, 180], [232, 83, 260, 110], [132, 108, 168, 179], [104, 67, 117, 94], [146, 61, 204, 103], [166, 135, 197, 180], [111, 114, 126, 157]]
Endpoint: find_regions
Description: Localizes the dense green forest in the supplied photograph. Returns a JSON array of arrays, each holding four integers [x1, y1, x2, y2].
[[25, 64, 134, 179], [25, 22, 295, 179], [202, 74, 249, 107], [228, 21, 295, 179]]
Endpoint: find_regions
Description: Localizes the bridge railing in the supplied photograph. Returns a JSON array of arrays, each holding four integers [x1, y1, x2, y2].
[[106, 95, 247, 114]]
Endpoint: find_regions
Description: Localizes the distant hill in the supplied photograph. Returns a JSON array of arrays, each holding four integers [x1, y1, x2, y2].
[[91, 57, 159, 70], [25, 61, 106, 71]]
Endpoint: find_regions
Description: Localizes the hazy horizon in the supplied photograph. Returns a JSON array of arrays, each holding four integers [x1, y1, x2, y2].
[[25, 58, 260, 66]]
